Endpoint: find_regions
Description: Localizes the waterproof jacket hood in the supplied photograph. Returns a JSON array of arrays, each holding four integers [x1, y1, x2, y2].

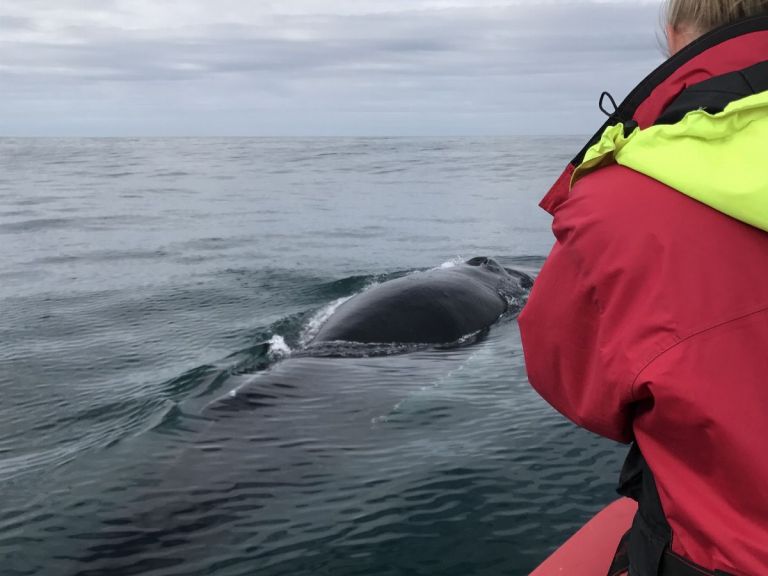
[[540, 14, 768, 224], [575, 69, 768, 233]]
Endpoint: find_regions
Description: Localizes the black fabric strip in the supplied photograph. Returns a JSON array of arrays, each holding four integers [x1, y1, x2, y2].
[[655, 59, 768, 124], [617, 444, 672, 576], [571, 15, 768, 166], [659, 552, 736, 576]]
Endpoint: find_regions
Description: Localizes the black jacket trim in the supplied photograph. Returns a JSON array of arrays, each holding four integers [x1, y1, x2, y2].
[[572, 15, 768, 167], [656, 59, 768, 124]]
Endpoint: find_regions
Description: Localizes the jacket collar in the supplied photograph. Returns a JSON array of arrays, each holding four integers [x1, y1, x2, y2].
[[540, 15, 768, 216]]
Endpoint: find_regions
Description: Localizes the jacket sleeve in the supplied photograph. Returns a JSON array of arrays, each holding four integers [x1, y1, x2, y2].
[[518, 174, 649, 444]]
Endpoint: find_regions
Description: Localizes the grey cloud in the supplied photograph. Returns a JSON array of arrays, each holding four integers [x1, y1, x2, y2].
[[0, 15, 37, 30], [4, 5, 659, 79], [0, 1, 665, 135]]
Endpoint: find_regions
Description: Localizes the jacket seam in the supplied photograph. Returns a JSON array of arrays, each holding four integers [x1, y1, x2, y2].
[[630, 304, 768, 399]]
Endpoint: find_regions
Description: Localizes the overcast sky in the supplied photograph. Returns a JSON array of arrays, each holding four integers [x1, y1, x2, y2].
[[1, 0, 665, 136]]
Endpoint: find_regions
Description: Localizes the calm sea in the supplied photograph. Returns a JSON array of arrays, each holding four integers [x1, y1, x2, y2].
[[0, 138, 626, 576]]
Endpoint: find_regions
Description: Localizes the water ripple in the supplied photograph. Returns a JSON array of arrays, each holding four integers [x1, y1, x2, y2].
[[0, 137, 620, 576]]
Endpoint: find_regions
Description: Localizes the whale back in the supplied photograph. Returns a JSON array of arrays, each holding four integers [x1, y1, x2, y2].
[[311, 264, 516, 345]]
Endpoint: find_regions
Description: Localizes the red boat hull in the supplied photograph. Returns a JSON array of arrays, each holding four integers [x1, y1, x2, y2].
[[530, 498, 637, 576]]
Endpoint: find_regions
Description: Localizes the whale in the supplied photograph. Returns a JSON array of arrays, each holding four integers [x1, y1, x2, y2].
[[21, 258, 534, 575], [310, 256, 533, 348], [205, 257, 533, 415]]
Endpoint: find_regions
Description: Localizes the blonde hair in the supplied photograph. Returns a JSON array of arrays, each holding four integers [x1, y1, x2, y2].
[[666, 0, 768, 35]]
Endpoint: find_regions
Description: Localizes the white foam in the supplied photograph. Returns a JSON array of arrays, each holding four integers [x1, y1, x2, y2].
[[267, 335, 292, 361], [439, 256, 464, 269], [454, 329, 483, 346], [298, 294, 355, 346]]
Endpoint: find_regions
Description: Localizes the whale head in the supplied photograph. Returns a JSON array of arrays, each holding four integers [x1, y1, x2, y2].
[[464, 256, 533, 305]]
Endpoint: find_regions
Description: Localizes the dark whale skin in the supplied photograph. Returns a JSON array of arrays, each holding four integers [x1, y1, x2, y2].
[[311, 258, 530, 345]]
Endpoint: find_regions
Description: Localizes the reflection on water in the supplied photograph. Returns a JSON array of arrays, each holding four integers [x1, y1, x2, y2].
[[0, 138, 623, 575]]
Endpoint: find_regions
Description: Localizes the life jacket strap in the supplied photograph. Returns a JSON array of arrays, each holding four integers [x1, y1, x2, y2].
[[659, 552, 735, 576], [606, 537, 738, 576]]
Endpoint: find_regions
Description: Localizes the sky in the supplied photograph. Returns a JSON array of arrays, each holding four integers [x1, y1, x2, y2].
[[1, 0, 666, 136]]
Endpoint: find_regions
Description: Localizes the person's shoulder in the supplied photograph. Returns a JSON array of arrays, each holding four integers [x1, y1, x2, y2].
[[569, 164, 676, 220], [557, 164, 693, 244]]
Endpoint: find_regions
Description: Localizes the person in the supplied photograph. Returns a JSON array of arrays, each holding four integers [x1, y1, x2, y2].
[[518, 1, 768, 575]]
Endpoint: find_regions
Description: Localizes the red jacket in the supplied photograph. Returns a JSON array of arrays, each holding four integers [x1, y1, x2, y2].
[[519, 17, 768, 575]]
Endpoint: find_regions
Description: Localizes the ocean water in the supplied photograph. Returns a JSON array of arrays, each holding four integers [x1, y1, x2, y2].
[[0, 138, 627, 576]]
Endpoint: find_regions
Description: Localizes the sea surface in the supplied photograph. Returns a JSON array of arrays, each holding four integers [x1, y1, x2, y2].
[[0, 138, 627, 576]]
